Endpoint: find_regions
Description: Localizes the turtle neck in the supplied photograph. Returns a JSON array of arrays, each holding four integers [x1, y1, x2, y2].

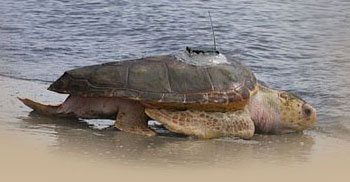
[[248, 84, 281, 134]]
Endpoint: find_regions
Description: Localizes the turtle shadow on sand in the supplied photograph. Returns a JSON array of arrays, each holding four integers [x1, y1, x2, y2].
[[23, 111, 187, 138], [20, 112, 315, 167], [21, 111, 92, 130]]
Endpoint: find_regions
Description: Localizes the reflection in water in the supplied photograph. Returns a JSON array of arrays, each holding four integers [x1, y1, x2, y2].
[[21, 112, 314, 167], [1, 0, 350, 168]]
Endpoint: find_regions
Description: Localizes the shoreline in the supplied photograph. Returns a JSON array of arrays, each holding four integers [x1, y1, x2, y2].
[[0, 75, 350, 181], [1, 128, 349, 182]]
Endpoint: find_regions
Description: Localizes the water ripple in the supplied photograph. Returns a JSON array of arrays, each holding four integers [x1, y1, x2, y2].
[[0, 0, 349, 128]]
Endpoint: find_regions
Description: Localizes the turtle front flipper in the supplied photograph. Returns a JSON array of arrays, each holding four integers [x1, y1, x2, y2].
[[145, 108, 255, 139]]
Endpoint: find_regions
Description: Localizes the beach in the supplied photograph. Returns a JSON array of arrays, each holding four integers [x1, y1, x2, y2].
[[1, 75, 350, 181], [1, 0, 350, 180]]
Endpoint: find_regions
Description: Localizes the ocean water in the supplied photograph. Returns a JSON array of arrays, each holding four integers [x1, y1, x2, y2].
[[1, 0, 350, 167]]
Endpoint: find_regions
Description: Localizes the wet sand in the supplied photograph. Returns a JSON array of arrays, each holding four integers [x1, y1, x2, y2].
[[1, 0, 350, 180], [1, 126, 350, 182], [1, 75, 350, 181]]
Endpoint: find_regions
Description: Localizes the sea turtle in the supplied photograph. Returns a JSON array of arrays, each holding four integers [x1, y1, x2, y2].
[[19, 47, 316, 139]]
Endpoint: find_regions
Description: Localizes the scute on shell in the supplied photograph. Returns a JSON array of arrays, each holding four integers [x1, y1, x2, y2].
[[48, 53, 257, 111]]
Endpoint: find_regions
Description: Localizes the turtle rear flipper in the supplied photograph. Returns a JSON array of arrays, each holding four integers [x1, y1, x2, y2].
[[145, 108, 255, 139], [18, 97, 62, 116], [114, 101, 156, 137]]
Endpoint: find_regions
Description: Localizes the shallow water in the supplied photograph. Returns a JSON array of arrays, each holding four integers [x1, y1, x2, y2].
[[1, 0, 350, 168]]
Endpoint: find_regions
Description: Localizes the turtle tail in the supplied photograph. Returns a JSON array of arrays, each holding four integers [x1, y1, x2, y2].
[[18, 97, 61, 116]]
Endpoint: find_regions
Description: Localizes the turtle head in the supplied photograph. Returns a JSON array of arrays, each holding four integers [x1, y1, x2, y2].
[[249, 85, 316, 134], [276, 91, 317, 134]]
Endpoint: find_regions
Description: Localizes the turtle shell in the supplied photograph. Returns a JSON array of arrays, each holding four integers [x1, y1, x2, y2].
[[48, 54, 257, 111]]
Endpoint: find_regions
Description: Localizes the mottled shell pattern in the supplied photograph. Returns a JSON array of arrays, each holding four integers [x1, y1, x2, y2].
[[48, 51, 258, 111]]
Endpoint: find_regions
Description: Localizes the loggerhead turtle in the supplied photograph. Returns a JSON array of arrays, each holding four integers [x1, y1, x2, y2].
[[19, 47, 316, 139]]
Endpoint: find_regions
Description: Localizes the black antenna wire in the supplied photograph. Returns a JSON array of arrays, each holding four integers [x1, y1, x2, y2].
[[208, 11, 217, 51]]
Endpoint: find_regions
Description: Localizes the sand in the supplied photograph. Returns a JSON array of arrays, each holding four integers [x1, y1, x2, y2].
[[1, 75, 350, 182]]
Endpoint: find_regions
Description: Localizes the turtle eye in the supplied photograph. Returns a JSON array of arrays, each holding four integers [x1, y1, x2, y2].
[[280, 92, 290, 100]]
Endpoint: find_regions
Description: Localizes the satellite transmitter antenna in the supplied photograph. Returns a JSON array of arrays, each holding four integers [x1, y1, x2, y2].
[[185, 11, 219, 55], [208, 11, 217, 51]]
